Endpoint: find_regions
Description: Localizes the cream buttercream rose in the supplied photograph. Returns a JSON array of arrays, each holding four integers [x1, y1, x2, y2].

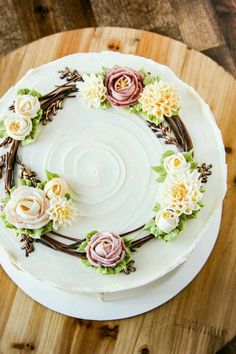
[[14, 94, 40, 118], [4, 115, 32, 140], [44, 178, 69, 199], [5, 186, 50, 229], [155, 208, 179, 233], [86, 231, 127, 268], [163, 153, 190, 178]]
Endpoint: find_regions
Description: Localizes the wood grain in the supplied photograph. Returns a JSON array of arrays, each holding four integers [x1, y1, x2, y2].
[[0, 27, 236, 354], [0, 0, 235, 77]]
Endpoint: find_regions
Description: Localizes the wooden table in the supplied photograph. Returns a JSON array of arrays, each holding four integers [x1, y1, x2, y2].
[[0, 27, 235, 354]]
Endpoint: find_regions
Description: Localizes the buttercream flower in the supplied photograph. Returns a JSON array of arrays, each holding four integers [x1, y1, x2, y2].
[[155, 208, 179, 233], [14, 94, 40, 118], [105, 67, 144, 107], [86, 231, 127, 268], [159, 172, 203, 215], [163, 153, 190, 178], [44, 178, 69, 199], [46, 197, 77, 230], [78, 73, 107, 108], [4, 115, 32, 140], [5, 186, 50, 229], [138, 80, 180, 123]]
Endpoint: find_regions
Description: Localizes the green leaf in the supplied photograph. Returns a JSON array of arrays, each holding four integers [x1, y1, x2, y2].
[[139, 68, 160, 85], [144, 218, 156, 231], [152, 202, 161, 212], [198, 201, 205, 208], [85, 230, 98, 241], [127, 103, 143, 114], [65, 193, 71, 200], [17, 88, 42, 98], [37, 180, 47, 190], [100, 100, 111, 109], [190, 162, 198, 171], [163, 228, 180, 241], [156, 175, 167, 183], [17, 88, 31, 95], [123, 235, 134, 248], [78, 240, 88, 253], [45, 170, 60, 181], [200, 187, 206, 193], [0, 193, 11, 206], [183, 149, 194, 163], [146, 114, 164, 126], [160, 150, 175, 163], [21, 109, 42, 146], [19, 179, 33, 187], [18, 220, 53, 239], [0, 119, 6, 138]]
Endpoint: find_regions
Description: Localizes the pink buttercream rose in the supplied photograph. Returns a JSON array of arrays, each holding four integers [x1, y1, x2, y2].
[[105, 67, 144, 107], [86, 231, 127, 268]]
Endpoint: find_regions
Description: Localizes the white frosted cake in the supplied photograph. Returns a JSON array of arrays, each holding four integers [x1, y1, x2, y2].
[[0, 52, 226, 300]]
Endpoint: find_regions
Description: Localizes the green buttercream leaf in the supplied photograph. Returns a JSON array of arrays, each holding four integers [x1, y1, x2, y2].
[[139, 68, 160, 85], [100, 100, 111, 109], [156, 175, 167, 183], [146, 114, 164, 126], [85, 230, 98, 241], [78, 240, 88, 253], [127, 103, 142, 114], [0, 192, 11, 206], [37, 180, 47, 190], [17, 88, 42, 98], [19, 179, 33, 187], [45, 170, 60, 181], [65, 193, 71, 200], [0, 119, 6, 138], [183, 149, 194, 163], [153, 202, 161, 212], [123, 235, 134, 248], [163, 228, 180, 241], [160, 150, 175, 163]]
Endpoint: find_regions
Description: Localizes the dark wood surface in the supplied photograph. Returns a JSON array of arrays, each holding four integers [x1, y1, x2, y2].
[[0, 0, 235, 77]]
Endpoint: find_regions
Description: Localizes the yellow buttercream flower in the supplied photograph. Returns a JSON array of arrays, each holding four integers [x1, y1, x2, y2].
[[138, 80, 180, 123], [46, 196, 78, 230]]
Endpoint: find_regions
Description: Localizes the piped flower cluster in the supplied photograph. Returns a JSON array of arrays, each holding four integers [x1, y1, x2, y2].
[[78, 66, 180, 125], [0, 171, 78, 239], [0, 89, 42, 145], [78, 230, 132, 275], [145, 150, 205, 241]]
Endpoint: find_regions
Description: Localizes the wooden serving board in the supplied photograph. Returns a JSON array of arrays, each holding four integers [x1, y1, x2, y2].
[[0, 27, 235, 354]]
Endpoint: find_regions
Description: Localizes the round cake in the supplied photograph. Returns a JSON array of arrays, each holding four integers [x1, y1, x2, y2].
[[0, 51, 226, 300]]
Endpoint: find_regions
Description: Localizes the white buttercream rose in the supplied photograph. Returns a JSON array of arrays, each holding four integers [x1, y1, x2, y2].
[[5, 186, 50, 230], [44, 178, 69, 199], [4, 115, 32, 140], [14, 94, 40, 118], [163, 153, 190, 178], [155, 208, 179, 233]]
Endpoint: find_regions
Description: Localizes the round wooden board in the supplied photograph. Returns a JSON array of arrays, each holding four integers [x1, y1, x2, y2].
[[0, 27, 235, 354]]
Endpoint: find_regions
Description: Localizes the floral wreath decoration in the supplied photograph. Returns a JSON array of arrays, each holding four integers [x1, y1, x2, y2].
[[0, 65, 212, 275]]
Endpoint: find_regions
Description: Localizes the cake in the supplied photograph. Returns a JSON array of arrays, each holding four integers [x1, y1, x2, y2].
[[0, 52, 226, 300]]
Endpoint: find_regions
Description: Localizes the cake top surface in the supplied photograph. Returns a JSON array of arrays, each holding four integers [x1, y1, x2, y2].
[[0, 51, 226, 294]]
